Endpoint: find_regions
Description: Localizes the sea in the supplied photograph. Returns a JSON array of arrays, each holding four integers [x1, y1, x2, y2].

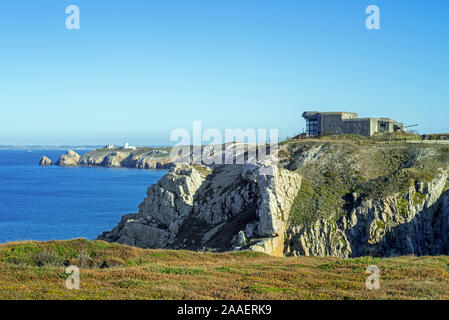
[[0, 149, 167, 243]]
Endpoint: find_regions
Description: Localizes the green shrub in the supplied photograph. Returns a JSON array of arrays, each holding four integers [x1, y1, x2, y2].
[[376, 220, 386, 230], [413, 192, 426, 205], [398, 198, 409, 217], [33, 251, 64, 267], [75, 252, 93, 268], [289, 176, 348, 226], [215, 266, 235, 273]]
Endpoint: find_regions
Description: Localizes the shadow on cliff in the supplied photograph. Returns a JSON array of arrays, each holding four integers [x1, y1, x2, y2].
[[348, 189, 449, 257], [167, 165, 260, 252]]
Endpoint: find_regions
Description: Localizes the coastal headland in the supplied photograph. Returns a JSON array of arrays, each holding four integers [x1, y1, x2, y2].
[[41, 147, 173, 169]]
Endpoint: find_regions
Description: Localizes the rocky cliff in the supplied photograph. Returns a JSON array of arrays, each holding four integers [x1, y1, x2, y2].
[[39, 156, 52, 166], [98, 163, 301, 255], [285, 170, 449, 257], [54, 148, 172, 169], [281, 140, 449, 257], [54, 150, 80, 166], [98, 140, 449, 257]]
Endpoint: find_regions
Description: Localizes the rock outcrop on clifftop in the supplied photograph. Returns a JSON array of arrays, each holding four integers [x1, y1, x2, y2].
[[98, 163, 301, 255], [98, 139, 449, 257], [39, 156, 52, 166]]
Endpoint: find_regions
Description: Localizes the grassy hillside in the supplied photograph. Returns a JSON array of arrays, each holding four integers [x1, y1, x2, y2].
[[279, 138, 449, 226], [1, 239, 449, 300]]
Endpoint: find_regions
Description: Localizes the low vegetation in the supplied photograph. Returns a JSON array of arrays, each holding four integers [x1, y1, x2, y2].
[[1, 239, 449, 300], [282, 138, 449, 226]]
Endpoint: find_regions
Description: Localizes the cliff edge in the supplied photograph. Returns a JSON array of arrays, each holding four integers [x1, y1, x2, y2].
[[99, 139, 449, 257], [98, 163, 301, 256]]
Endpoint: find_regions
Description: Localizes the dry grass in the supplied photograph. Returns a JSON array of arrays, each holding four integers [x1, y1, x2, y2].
[[0, 239, 449, 300]]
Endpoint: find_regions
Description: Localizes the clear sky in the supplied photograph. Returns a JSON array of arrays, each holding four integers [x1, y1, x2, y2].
[[0, 0, 448, 145]]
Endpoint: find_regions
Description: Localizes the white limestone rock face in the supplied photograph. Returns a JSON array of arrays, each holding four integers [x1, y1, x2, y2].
[[98, 164, 206, 248], [98, 163, 302, 255], [55, 150, 80, 166], [242, 164, 302, 237], [139, 164, 203, 225]]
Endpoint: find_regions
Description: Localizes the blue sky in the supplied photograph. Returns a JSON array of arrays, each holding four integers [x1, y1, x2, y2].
[[0, 0, 448, 145]]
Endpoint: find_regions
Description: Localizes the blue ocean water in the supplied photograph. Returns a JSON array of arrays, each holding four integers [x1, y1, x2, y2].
[[0, 150, 167, 243]]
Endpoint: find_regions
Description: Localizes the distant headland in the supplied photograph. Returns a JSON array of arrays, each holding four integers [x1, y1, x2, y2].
[[40, 143, 173, 169]]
